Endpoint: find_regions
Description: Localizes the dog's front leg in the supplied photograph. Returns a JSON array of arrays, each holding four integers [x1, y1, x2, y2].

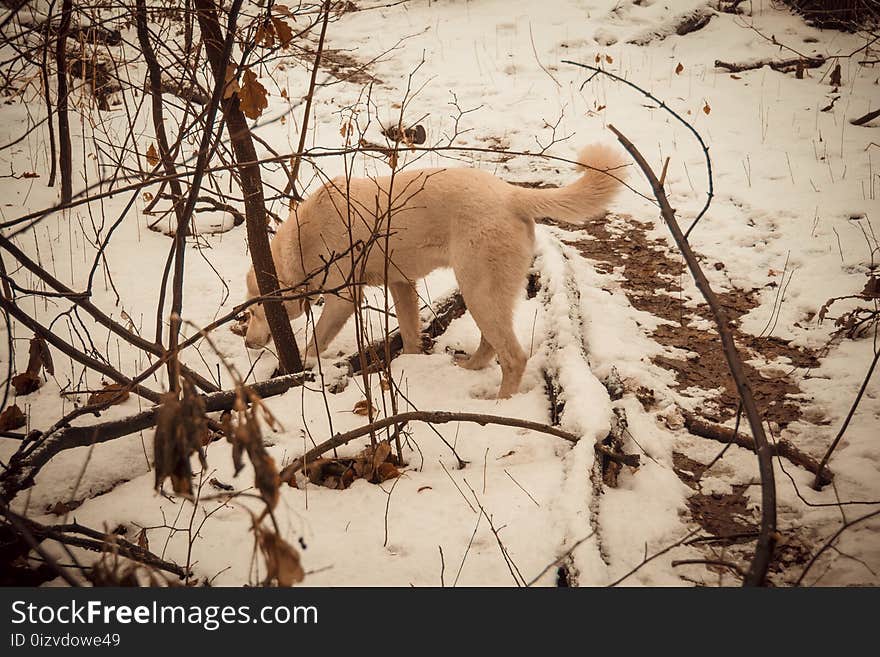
[[303, 294, 356, 365], [389, 281, 422, 354]]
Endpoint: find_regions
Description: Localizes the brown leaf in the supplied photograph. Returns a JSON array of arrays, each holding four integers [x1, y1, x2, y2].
[[376, 461, 400, 483], [703, 101, 711, 115], [271, 17, 294, 48], [238, 68, 268, 120], [372, 440, 392, 472], [255, 22, 275, 48], [305, 457, 331, 484], [87, 382, 130, 406], [675, 62, 684, 75], [829, 63, 841, 87], [225, 389, 280, 508], [352, 398, 375, 416], [861, 276, 879, 299], [11, 371, 40, 396], [209, 477, 234, 492], [258, 527, 305, 586], [47, 499, 82, 515], [28, 336, 53, 376], [146, 143, 159, 168], [605, 54, 613, 64], [153, 380, 208, 496], [136, 528, 149, 551], [388, 150, 398, 170], [0, 404, 26, 431]]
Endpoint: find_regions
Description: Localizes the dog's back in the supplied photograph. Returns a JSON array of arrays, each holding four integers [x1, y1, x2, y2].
[[274, 143, 626, 289]]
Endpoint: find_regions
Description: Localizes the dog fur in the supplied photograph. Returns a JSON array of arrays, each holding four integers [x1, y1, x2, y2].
[[244, 143, 626, 398]]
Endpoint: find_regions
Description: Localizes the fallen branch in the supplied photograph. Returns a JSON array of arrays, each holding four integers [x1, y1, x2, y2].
[[346, 290, 467, 374], [0, 373, 312, 502], [0, 295, 162, 404], [683, 411, 833, 486], [279, 410, 579, 484], [850, 108, 880, 126], [607, 123, 777, 587], [812, 348, 879, 489], [594, 442, 640, 469], [714, 56, 825, 74], [2, 507, 188, 581]]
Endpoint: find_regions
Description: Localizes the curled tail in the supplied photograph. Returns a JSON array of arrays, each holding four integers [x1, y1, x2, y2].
[[511, 143, 628, 224]]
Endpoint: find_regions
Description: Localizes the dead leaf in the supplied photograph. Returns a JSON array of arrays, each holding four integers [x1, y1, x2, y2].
[[255, 22, 275, 48], [47, 499, 82, 515], [0, 404, 25, 431], [87, 382, 130, 406], [209, 477, 234, 492], [238, 68, 268, 120], [376, 461, 400, 483], [388, 150, 398, 170], [271, 17, 293, 48], [11, 372, 40, 396], [26, 335, 53, 376], [730, 74, 741, 80], [224, 387, 280, 508], [605, 54, 613, 64], [153, 380, 208, 496], [257, 526, 305, 586], [352, 399, 375, 416], [829, 63, 841, 87], [675, 62, 684, 75], [703, 101, 711, 115], [136, 528, 149, 551], [146, 143, 159, 168], [861, 276, 879, 299]]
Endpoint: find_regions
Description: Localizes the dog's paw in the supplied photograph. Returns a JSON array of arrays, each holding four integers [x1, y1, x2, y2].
[[453, 352, 490, 371], [469, 384, 500, 401]]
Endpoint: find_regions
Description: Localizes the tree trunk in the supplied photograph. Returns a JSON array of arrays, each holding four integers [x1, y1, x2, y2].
[[55, 0, 72, 204], [194, 0, 303, 374]]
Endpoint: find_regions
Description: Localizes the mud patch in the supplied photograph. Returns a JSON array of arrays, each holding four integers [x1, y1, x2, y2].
[[297, 46, 382, 85], [673, 452, 812, 582], [546, 214, 819, 427]]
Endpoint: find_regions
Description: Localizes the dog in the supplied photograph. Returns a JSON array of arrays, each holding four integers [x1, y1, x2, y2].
[[244, 143, 626, 398]]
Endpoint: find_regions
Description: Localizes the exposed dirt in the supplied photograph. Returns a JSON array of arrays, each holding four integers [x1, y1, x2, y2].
[[543, 213, 819, 427], [673, 452, 812, 583], [296, 45, 383, 85]]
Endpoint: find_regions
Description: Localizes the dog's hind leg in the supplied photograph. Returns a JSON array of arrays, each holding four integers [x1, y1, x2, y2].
[[304, 294, 356, 364], [454, 334, 495, 370], [389, 280, 422, 354], [454, 260, 528, 399]]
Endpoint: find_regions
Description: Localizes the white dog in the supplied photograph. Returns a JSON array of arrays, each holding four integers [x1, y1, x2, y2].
[[244, 144, 626, 398]]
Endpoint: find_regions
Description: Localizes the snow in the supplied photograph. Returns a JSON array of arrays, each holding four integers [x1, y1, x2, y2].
[[1, 0, 878, 586]]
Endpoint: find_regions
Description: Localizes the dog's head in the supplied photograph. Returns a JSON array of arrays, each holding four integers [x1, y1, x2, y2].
[[243, 267, 311, 350]]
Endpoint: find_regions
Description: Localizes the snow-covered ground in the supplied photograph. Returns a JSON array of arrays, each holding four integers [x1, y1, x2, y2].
[[1, 0, 878, 586]]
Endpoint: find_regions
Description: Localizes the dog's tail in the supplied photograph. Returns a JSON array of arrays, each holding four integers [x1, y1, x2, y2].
[[510, 143, 628, 224]]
